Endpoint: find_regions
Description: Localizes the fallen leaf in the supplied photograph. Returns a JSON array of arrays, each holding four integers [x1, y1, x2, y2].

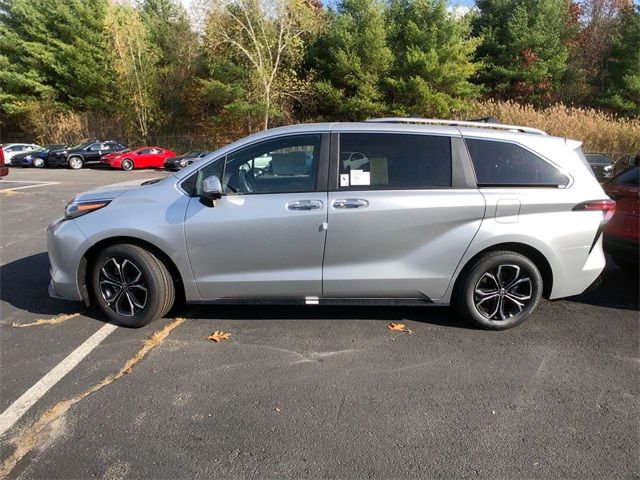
[[274, 404, 281, 413], [124, 367, 133, 375], [387, 322, 413, 335], [207, 330, 231, 342]]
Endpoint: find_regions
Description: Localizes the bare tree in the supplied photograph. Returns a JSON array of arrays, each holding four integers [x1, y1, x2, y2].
[[105, 3, 160, 141], [207, 0, 322, 130]]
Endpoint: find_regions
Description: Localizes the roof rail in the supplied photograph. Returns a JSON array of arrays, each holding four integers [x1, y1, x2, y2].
[[365, 117, 547, 135]]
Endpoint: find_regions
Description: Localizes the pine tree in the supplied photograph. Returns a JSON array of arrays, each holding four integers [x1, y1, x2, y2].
[[139, 0, 199, 130], [603, 4, 640, 116], [0, 0, 113, 115], [308, 0, 392, 120], [473, 0, 572, 105], [385, 0, 481, 117]]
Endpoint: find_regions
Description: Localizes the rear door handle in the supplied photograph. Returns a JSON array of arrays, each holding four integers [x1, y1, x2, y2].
[[287, 200, 324, 211], [332, 198, 369, 209]]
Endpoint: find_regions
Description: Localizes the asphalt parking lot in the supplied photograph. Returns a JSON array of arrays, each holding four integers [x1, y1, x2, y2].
[[0, 166, 638, 479]]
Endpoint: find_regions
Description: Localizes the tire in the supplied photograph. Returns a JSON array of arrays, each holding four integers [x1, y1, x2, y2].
[[455, 251, 543, 330], [90, 244, 175, 327], [68, 156, 84, 170], [121, 159, 134, 171], [33, 157, 45, 168]]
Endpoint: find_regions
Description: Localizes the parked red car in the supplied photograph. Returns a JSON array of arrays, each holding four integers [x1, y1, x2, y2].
[[0, 147, 8, 178], [100, 146, 176, 170], [603, 166, 639, 271]]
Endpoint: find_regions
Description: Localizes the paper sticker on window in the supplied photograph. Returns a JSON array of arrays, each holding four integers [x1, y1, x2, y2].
[[340, 174, 350, 187], [350, 169, 370, 186]]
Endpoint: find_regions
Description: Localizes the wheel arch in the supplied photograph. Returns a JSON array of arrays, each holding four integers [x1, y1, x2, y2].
[[79, 236, 185, 305], [453, 242, 554, 299]]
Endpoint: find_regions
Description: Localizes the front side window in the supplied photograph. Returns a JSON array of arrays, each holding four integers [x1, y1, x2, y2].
[[89, 143, 103, 151], [338, 133, 452, 190], [466, 138, 569, 187], [223, 135, 321, 195], [138, 148, 152, 155]]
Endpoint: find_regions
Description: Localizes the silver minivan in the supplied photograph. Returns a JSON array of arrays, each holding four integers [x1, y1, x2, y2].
[[47, 119, 615, 329]]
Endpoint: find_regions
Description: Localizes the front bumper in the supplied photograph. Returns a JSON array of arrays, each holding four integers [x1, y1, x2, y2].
[[164, 161, 181, 171], [47, 218, 88, 301]]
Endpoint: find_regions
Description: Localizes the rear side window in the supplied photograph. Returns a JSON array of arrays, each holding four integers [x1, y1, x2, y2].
[[338, 133, 452, 190], [466, 139, 569, 187]]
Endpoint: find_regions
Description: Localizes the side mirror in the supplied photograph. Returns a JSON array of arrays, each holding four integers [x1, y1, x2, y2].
[[200, 175, 223, 207]]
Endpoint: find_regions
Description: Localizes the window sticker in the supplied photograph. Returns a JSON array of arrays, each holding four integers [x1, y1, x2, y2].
[[340, 173, 350, 187], [350, 169, 370, 186], [369, 157, 388, 185]]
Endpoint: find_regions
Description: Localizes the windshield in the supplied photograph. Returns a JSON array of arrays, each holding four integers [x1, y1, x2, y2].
[[585, 154, 610, 165]]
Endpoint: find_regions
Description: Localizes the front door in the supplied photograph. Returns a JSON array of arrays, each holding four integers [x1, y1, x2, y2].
[[185, 133, 329, 299], [323, 132, 485, 300]]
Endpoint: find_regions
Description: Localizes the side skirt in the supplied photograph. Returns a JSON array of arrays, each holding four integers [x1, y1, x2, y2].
[[186, 297, 442, 307]]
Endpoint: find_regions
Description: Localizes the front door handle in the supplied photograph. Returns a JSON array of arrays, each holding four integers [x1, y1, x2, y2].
[[332, 198, 369, 209], [287, 200, 324, 211]]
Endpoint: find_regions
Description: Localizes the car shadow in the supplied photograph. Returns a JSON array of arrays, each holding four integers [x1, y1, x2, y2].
[[566, 258, 639, 310], [0, 252, 90, 318], [2, 252, 637, 327], [178, 303, 475, 329]]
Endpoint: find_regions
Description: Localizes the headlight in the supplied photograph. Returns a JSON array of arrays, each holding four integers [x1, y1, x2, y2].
[[64, 200, 111, 220]]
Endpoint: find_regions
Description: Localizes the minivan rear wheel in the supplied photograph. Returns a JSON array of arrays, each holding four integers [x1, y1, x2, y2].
[[455, 251, 542, 330], [90, 244, 175, 327]]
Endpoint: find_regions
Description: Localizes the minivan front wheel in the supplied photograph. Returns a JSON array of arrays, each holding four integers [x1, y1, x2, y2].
[[456, 251, 542, 330], [90, 244, 175, 327]]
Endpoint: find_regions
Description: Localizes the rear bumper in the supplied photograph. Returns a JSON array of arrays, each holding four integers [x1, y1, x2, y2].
[[0, 166, 8, 177], [604, 234, 639, 264], [549, 238, 607, 300]]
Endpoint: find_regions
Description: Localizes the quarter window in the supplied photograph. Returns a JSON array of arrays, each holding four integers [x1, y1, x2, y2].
[[338, 133, 452, 190], [466, 139, 569, 187]]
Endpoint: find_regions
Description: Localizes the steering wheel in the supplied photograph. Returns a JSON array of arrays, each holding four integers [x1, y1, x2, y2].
[[238, 169, 254, 193]]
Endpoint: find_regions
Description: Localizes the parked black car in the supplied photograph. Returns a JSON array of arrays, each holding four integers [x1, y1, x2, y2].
[[585, 153, 614, 182], [163, 150, 210, 171], [12, 144, 68, 168], [48, 141, 127, 169]]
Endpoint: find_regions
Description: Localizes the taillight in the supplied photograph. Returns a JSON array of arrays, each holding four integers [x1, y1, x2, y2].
[[573, 199, 616, 222]]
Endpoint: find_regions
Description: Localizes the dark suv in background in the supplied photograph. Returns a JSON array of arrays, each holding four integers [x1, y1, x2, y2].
[[585, 153, 614, 182], [48, 141, 127, 169]]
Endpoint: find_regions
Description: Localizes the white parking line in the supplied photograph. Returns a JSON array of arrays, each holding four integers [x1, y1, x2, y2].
[[0, 323, 117, 438], [0, 181, 60, 192]]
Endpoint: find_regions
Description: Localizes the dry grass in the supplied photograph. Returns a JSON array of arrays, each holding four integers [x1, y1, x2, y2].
[[466, 100, 640, 155], [12, 313, 81, 328]]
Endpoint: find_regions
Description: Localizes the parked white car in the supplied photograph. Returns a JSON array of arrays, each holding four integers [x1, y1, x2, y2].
[[1, 143, 41, 164]]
